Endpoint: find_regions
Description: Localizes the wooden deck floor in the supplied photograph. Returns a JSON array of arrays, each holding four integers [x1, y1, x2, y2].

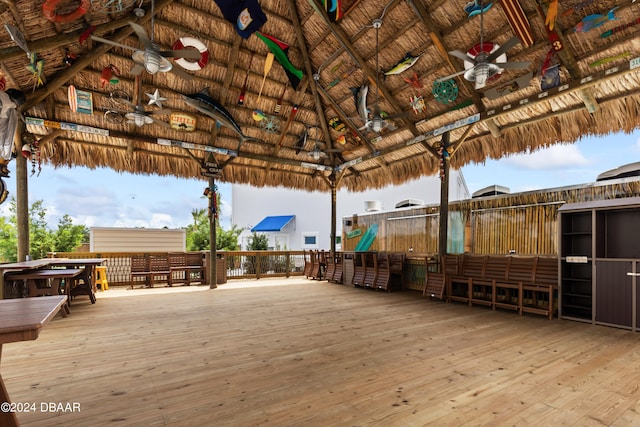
[[4, 278, 640, 426]]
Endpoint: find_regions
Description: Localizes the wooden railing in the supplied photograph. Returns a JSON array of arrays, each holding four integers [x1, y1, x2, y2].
[[49, 251, 307, 287]]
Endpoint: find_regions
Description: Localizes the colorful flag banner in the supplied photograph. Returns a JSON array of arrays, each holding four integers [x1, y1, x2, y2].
[[255, 32, 304, 90]]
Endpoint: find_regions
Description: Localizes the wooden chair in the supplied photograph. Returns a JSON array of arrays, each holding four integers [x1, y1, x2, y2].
[[324, 253, 336, 282], [352, 253, 366, 287], [130, 255, 150, 288], [423, 256, 446, 300], [362, 252, 377, 288], [374, 253, 392, 291]]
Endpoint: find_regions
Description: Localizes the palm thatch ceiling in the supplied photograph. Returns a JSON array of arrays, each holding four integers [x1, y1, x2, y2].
[[1, 0, 639, 192]]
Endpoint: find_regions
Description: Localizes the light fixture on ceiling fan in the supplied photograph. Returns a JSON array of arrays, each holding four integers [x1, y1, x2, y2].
[[436, 0, 529, 89]]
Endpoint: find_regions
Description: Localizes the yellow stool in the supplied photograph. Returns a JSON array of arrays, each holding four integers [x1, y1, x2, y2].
[[95, 266, 109, 291]]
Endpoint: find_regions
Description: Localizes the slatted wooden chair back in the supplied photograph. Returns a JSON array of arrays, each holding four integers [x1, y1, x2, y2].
[[352, 252, 366, 286], [507, 256, 535, 284], [461, 254, 487, 279], [424, 255, 446, 299], [131, 255, 149, 273], [362, 252, 377, 287], [375, 252, 392, 291], [484, 256, 510, 281], [533, 257, 558, 286]]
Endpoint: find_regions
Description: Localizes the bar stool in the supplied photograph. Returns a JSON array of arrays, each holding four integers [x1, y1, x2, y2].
[[95, 266, 109, 291]]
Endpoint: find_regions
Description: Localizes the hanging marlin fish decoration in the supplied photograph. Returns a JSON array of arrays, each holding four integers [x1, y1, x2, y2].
[[350, 84, 368, 123], [182, 88, 254, 146], [383, 52, 421, 79]]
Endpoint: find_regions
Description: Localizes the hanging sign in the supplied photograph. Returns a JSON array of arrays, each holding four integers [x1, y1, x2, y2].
[[170, 112, 197, 132]]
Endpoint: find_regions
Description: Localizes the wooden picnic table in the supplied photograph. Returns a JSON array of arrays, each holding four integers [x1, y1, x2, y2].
[[0, 295, 67, 427], [47, 258, 107, 304], [3, 268, 83, 316]]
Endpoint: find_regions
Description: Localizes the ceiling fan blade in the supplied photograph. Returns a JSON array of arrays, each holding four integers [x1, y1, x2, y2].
[[169, 65, 194, 80], [90, 35, 138, 52], [498, 61, 530, 70], [149, 108, 172, 115], [386, 110, 412, 120], [487, 37, 521, 62], [436, 68, 468, 82], [160, 49, 202, 60], [150, 118, 171, 128], [129, 21, 154, 50], [448, 50, 475, 63], [130, 63, 145, 75]]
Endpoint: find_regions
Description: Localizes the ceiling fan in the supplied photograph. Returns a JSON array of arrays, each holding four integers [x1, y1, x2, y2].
[[436, 1, 529, 89], [90, 1, 200, 78], [360, 18, 408, 134], [123, 100, 170, 127], [294, 125, 345, 159]]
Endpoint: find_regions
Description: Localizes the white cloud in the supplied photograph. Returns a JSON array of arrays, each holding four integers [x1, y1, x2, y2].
[[504, 144, 591, 170]]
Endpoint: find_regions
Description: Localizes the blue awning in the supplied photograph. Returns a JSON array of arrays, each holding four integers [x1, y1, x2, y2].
[[251, 215, 295, 232]]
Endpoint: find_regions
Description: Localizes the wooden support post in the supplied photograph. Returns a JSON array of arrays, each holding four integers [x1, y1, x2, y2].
[[438, 132, 450, 258], [330, 180, 337, 256], [15, 139, 28, 262], [209, 175, 217, 289]]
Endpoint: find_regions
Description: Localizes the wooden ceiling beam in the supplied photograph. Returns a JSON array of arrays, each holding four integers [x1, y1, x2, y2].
[[306, 0, 425, 143], [0, 15, 134, 63], [19, 0, 176, 113]]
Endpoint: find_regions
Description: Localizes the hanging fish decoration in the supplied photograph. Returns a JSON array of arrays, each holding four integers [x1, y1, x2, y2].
[[183, 88, 253, 146], [350, 84, 368, 123], [574, 7, 618, 32], [26, 52, 44, 90], [383, 52, 421, 79]]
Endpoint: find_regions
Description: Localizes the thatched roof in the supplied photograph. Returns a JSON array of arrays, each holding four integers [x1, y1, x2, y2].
[[1, 0, 639, 192]]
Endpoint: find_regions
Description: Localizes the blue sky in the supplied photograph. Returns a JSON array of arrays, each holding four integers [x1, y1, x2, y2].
[[1, 128, 639, 230]]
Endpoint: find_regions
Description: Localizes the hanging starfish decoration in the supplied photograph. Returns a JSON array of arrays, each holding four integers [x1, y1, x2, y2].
[[146, 89, 167, 108]]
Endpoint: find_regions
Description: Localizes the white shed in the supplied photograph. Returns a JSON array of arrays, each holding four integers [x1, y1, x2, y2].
[[90, 227, 186, 252]]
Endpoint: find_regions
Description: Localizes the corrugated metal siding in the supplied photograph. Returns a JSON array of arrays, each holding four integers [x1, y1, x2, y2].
[[90, 228, 186, 252]]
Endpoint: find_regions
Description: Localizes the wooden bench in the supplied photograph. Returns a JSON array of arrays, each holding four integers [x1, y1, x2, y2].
[[168, 253, 205, 286], [374, 253, 391, 291], [130, 255, 149, 288], [130, 255, 171, 288], [493, 256, 532, 313], [449, 254, 486, 304]]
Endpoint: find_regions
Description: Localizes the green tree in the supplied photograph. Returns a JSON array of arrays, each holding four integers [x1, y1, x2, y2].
[[185, 207, 243, 251], [27, 200, 55, 259], [0, 216, 17, 262], [54, 214, 89, 253], [247, 232, 269, 250]]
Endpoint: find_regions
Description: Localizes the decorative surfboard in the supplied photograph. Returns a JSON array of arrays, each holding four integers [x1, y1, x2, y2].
[[498, 0, 534, 47], [354, 223, 378, 251]]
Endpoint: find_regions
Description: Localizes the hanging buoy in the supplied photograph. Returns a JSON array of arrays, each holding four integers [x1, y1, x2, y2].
[[42, 0, 89, 24], [21, 144, 31, 158], [172, 37, 209, 71]]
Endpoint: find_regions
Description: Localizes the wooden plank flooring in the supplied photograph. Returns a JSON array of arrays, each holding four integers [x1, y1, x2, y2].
[[3, 278, 640, 426]]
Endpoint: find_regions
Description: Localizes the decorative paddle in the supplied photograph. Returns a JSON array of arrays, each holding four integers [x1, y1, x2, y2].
[[238, 53, 254, 106], [256, 52, 274, 104]]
